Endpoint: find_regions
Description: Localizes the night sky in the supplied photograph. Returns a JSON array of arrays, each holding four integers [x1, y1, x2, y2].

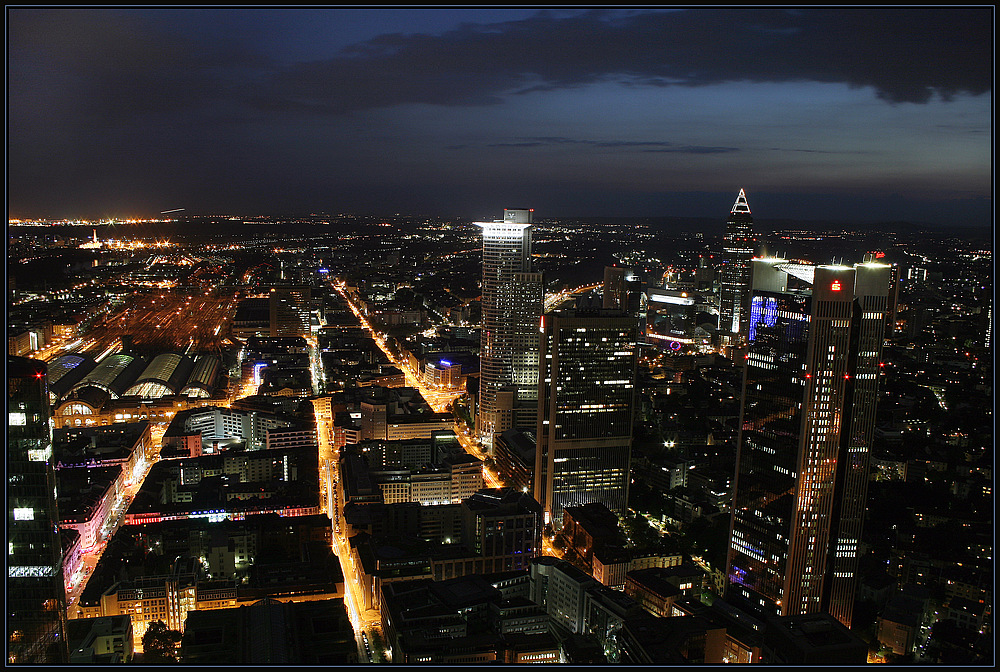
[[7, 8, 993, 225]]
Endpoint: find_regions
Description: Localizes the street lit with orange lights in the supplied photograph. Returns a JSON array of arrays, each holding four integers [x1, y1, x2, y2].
[[332, 281, 462, 414], [316, 403, 385, 661]]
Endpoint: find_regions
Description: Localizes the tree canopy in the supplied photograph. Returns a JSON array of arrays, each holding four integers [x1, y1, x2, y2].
[[142, 620, 181, 663]]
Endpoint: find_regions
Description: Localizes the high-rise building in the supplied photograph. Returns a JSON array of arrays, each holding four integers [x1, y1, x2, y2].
[[986, 303, 993, 350], [7, 356, 69, 664], [477, 209, 543, 452], [504, 270, 545, 419], [718, 189, 758, 340], [725, 257, 890, 628], [603, 266, 646, 320], [866, 251, 900, 341], [885, 261, 900, 341], [533, 309, 640, 528], [269, 285, 312, 338], [603, 266, 629, 310]]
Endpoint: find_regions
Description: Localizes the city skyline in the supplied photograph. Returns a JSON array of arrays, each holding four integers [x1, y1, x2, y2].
[[7, 7, 992, 226], [5, 8, 994, 660], [7, 203, 993, 662]]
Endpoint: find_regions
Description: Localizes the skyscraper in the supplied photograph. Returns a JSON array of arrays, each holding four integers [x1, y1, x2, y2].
[[269, 284, 312, 338], [718, 189, 758, 340], [7, 356, 69, 664], [603, 266, 646, 318], [502, 270, 545, 415], [725, 257, 890, 628], [533, 309, 640, 528], [477, 209, 543, 452], [603, 266, 628, 310]]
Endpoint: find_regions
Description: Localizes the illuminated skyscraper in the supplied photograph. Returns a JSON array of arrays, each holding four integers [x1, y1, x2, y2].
[[718, 189, 758, 340], [503, 270, 545, 426], [533, 309, 639, 528], [477, 209, 543, 452], [986, 303, 993, 350], [725, 257, 890, 628], [269, 284, 312, 338], [7, 356, 68, 664]]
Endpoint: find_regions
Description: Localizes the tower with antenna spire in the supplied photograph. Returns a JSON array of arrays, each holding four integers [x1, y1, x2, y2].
[[718, 189, 758, 341], [79, 228, 101, 250]]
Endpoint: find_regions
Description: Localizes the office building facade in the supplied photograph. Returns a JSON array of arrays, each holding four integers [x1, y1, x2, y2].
[[533, 310, 640, 528], [8, 356, 69, 664], [725, 257, 890, 628], [269, 285, 312, 338], [477, 209, 543, 452], [718, 189, 758, 340]]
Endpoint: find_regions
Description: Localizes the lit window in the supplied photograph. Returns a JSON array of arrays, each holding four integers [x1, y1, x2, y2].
[[13, 508, 34, 521]]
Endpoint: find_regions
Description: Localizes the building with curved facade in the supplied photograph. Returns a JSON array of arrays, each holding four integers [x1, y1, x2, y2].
[[123, 352, 194, 399], [58, 387, 113, 422], [69, 353, 147, 400], [46, 354, 97, 403], [180, 355, 221, 398], [52, 351, 228, 428]]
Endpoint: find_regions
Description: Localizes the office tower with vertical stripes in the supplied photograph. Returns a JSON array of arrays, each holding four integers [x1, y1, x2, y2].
[[533, 309, 640, 529], [725, 256, 890, 629], [719, 189, 758, 340], [477, 209, 543, 453], [7, 356, 68, 663]]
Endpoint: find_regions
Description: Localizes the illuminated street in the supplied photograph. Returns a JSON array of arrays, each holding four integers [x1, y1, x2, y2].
[[64, 424, 163, 617], [332, 281, 462, 414]]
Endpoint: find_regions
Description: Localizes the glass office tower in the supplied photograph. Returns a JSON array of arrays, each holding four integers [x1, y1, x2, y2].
[[726, 257, 890, 628], [719, 189, 758, 340], [533, 310, 639, 528], [477, 209, 543, 453], [7, 356, 68, 664]]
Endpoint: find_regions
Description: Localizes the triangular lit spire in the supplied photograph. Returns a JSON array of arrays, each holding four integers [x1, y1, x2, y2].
[[731, 188, 751, 215]]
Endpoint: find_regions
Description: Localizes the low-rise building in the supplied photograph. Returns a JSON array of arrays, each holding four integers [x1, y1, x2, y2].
[[67, 614, 134, 663], [761, 613, 868, 665], [180, 597, 357, 664], [625, 565, 706, 617], [57, 465, 123, 552]]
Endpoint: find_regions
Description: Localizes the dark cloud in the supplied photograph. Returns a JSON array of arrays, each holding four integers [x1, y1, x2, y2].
[[641, 146, 740, 154], [5, 8, 990, 221], [7, 10, 266, 127], [486, 137, 739, 154], [258, 8, 991, 113], [489, 142, 550, 148], [765, 147, 865, 155], [8, 8, 989, 126]]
